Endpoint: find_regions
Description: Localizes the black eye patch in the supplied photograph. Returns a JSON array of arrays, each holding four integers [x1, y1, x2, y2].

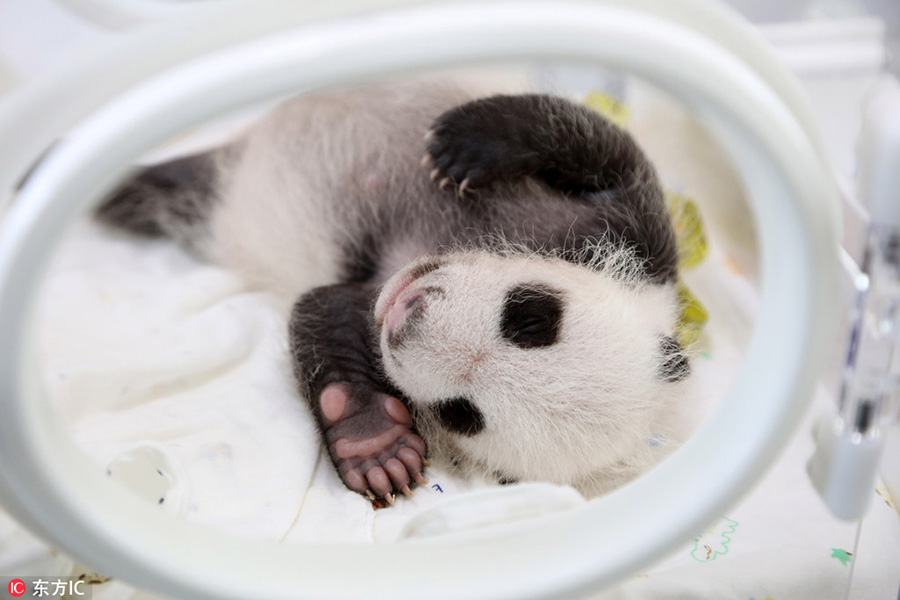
[[433, 396, 485, 436], [500, 283, 564, 348]]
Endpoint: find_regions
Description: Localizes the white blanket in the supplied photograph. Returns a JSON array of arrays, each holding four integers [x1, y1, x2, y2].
[[38, 221, 508, 547]]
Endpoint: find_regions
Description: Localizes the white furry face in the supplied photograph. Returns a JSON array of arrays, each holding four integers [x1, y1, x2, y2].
[[374, 251, 683, 487]]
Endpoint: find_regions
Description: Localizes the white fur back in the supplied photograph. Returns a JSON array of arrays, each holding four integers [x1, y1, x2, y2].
[[205, 82, 481, 300]]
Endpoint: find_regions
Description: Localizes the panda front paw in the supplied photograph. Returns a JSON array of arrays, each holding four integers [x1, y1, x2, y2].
[[318, 383, 427, 506], [422, 101, 539, 196], [422, 130, 493, 196]]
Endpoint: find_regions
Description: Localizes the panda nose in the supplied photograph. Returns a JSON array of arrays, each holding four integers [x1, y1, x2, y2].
[[385, 289, 424, 343]]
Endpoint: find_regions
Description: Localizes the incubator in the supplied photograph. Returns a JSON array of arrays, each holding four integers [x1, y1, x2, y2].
[[0, 1, 897, 598]]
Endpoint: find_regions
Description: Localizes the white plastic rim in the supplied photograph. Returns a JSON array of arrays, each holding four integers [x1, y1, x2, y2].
[[0, 0, 833, 207], [0, 2, 839, 599], [53, 0, 223, 29]]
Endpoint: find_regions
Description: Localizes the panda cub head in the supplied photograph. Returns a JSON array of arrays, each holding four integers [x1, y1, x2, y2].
[[373, 249, 691, 493]]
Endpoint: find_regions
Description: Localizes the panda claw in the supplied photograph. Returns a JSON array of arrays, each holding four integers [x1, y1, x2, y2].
[[401, 484, 414, 497], [430, 168, 441, 182], [439, 177, 452, 190], [458, 178, 470, 196], [413, 472, 428, 485], [385, 492, 396, 505]]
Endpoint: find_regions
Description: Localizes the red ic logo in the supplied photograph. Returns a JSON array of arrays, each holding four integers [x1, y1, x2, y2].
[[7, 579, 26, 597]]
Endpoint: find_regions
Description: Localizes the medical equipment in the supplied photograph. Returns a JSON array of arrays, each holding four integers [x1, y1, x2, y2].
[[808, 79, 900, 521]]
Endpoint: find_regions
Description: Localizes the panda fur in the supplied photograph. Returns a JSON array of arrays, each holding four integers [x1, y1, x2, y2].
[[97, 80, 691, 503]]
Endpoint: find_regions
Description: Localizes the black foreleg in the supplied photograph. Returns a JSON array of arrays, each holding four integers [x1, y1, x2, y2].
[[425, 94, 677, 284], [289, 283, 427, 504]]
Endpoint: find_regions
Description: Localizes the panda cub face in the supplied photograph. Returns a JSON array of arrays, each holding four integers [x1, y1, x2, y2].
[[374, 251, 684, 487]]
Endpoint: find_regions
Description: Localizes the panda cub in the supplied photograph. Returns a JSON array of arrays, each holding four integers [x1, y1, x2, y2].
[[97, 81, 691, 505]]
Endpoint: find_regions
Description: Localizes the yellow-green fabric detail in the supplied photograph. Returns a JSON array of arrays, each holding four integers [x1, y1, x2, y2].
[[668, 191, 709, 270], [675, 280, 709, 347], [584, 91, 630, 128]]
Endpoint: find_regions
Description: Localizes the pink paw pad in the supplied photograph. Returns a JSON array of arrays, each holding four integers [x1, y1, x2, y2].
[[320, 386, 347, 423], [318, 383, 427, 504], [383, 396, 412, 426]]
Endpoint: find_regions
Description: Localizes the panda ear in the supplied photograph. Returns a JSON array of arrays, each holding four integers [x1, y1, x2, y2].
[[495, 472, 519, 485], [657, 335, 690, 382]]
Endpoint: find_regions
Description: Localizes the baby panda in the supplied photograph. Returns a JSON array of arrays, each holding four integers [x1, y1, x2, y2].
[[96, 80, 691, 505]]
